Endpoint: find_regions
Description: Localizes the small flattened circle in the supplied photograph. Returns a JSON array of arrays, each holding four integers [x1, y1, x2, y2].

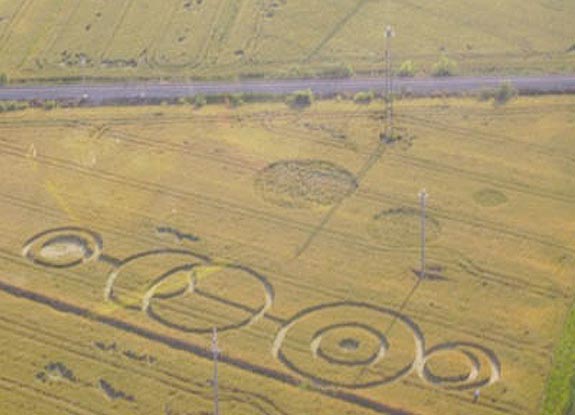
[[473, 188, 508, 208], [313, 323, 388, 367]]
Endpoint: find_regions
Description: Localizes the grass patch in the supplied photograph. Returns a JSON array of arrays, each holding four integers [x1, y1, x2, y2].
[[541, 302, 575, 415]]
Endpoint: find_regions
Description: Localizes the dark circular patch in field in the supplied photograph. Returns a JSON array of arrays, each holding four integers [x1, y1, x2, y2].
[[473, 188, 508, 207], [255, 160, 357, 209], [368, 206, 441, 247], [339, 338, 360, 351]]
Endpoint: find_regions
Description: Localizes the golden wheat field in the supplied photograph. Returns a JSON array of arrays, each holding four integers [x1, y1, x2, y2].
[[0, 0, 574, 81], [0, 96, 574, 415]]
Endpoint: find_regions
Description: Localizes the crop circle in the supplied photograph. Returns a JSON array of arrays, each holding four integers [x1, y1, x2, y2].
[[368, 207, 441, 247], [473, 188, 508, 207], [272, 302, 424, 388], [105, 250, 273, 333], [144, 263, 274, 333], [312, 323, 388, 367], [22, 227, 103, 268], [255, 160, 358, 208], [418, 342, 501, 390]]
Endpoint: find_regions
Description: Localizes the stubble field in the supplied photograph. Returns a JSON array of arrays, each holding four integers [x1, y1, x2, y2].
[[0, 0, 574, 82], [0, 95, 574, 415]]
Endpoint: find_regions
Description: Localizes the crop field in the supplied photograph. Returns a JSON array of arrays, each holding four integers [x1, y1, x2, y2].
[[0, 0, 574, 82], [0, 95, 574, 415]]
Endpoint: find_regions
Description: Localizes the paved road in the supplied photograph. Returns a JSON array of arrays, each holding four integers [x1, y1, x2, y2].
[[0, 75, 574, 102]]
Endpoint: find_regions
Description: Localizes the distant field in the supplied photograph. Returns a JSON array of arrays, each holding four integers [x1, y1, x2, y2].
[[0, 95, 573, 414], [0, 0, 573, 82]]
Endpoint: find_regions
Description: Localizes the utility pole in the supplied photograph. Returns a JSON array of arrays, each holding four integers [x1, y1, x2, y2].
[[419, 189, 428, 279], [211, 327, 220, 415], [383, 25, 395, 141]]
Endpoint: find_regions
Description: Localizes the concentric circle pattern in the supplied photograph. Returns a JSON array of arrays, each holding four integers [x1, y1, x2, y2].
[[417, 342, 501, 390], [22, 227, 103, 268], [311, 323, 388, 367], [272, 302, 424, 388]]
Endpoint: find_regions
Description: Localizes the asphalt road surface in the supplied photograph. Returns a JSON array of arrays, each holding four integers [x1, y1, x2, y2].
[[0, 75, 574, 103]]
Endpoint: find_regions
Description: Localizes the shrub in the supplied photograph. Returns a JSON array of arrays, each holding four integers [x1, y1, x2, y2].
[[477, 82, 518, 105], [0, 73, 8, 85], [193, 94, 207, 108], [228, 93, 244, 107], [0, 100, 27, 113], [397, 60, 416, 77], [321, 63, 354, 79], [286, 89, 314, 109], [493, 81, 518, 105], [432, 55, 457, 77], [42, 100, 58, 110], [353, 90, 375, 104], [479, 88, 494, 101]]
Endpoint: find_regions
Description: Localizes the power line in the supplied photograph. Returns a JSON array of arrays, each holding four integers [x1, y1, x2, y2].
[[383, 25, 395, 141], [419, 189, 428, 279], [211, 327, 220, 415]]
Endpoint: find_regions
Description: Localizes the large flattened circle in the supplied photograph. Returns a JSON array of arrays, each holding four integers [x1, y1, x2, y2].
[[255, 160, 358, 209], [272, 302, 424, 388]]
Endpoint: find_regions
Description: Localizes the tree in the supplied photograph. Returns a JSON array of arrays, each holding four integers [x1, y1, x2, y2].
[[0, 73, 7, 85], [286, 89, 314, 109], [397, 60, 416, 77], [432, 55, 457, 77]]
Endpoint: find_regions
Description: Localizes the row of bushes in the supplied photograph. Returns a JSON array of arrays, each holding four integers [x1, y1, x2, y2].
[[0, 56, 460, 88], [0, 82, 519, 115]]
